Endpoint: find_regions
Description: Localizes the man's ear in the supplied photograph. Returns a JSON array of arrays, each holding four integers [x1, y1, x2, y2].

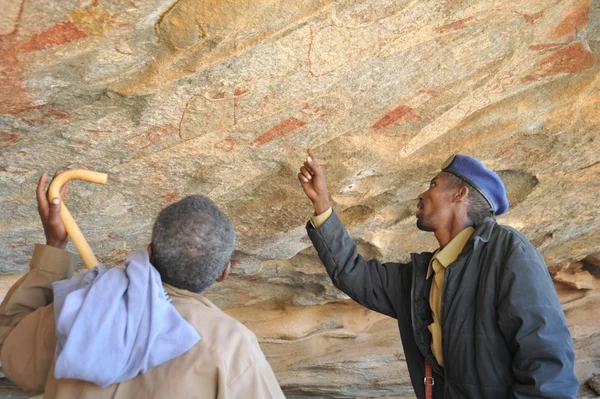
[[454, 185, 468, 202], [216, 261, 231, 282]]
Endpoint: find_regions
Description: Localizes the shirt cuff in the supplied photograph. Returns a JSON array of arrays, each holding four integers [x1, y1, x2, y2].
[[30, 244, 78, 278], [309, 207, 333, 229]]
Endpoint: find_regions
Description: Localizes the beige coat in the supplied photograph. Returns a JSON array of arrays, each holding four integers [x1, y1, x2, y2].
[[0, 244, 285, 399]]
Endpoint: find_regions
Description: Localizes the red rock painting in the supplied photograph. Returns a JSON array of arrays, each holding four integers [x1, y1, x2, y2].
[[178, 95, 199, 140], [106, 248, 129, 265], [1, 1, 121, 114], [497, 139, 546, 161], [0, 132, 20, 143], [233, 88, 249, 96], [127, 125, 176, 150], [162, 192, 178, 205], [541, 43, 596, 74], [529, 43, 563, 52], [552, 0, 590, 39], [19, 21, 88, 53], [434, 16, 475, 33], [21, 107, 71, 126], [0, 42, 31, 114], [0, 0, 31, 114], [215, 137, 235, 152], [524, 43, 595, 81], [372, 105, 421, 130], [252, 117, 307, 146], [178, 84, 252, 141], [520, 11, 544, 24], [148, 161, 166, 183]]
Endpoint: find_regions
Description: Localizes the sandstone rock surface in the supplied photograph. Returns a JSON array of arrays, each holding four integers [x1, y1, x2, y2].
[[1, 0, 599, 397]]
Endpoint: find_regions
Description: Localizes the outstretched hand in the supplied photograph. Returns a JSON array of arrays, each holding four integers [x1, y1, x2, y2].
[[298, 149, 330, 214], [36, 172, 69, 249]]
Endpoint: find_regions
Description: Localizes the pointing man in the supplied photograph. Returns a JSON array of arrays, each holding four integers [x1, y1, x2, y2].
[[298, 149, 578, 398]]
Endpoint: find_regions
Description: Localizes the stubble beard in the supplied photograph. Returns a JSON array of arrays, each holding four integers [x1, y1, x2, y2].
[[416, 215, 434, 232]]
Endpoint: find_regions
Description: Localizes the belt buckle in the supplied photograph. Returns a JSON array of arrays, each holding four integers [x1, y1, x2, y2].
[[424, 376, 435, 386]]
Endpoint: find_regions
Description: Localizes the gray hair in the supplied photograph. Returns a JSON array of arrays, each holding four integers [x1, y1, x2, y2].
[[446, 174, 494, 226], [151, 195, 235, 294]]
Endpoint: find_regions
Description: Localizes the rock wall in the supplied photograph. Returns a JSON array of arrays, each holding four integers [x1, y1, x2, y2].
[[1, 0, 599, 397]]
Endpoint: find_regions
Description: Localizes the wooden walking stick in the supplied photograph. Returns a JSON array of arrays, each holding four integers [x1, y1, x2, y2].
[[48, 170, 108, 269]]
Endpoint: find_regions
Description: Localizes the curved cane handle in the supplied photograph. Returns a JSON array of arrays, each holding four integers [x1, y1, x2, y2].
[[48, 170, 108, 269]]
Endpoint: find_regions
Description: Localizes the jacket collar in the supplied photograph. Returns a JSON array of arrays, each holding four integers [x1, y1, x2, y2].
[[468, 217, 495, 250], [162, 282, 218, 309]]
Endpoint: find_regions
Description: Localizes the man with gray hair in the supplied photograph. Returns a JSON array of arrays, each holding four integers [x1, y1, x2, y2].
[[151, 194, 237, 294], [0, 172, 285, 399]]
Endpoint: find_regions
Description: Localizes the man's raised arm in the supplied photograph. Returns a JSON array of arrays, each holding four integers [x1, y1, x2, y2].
[[298, 149, 410, 318], [0, 172, 77, 392]]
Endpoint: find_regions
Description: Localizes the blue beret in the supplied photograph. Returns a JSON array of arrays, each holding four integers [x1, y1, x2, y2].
[[441, 154, 509, 216]]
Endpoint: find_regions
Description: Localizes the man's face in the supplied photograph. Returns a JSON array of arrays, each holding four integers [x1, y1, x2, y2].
[[416, 172, 457, 232]]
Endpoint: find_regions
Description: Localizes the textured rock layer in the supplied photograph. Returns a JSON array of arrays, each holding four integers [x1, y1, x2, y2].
[[1, 0, 600, 397]]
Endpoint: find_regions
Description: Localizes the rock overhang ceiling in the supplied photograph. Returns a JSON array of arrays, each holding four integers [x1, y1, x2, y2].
[[1, 0, 599, 397]]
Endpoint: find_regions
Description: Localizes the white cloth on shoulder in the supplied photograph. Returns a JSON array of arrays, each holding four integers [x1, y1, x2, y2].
[[52, 249, 200, 388]]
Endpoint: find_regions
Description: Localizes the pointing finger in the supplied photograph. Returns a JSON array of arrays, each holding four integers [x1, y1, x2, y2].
[[307, 148, 327, 166], [306, 148, 329, 168], [307, 148, 317, 164]]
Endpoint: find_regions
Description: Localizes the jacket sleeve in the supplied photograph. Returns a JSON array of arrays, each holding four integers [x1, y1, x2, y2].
[[307, 210, 410, 319], [497, 241, 578, 399], [0, 244, 77, 393]]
